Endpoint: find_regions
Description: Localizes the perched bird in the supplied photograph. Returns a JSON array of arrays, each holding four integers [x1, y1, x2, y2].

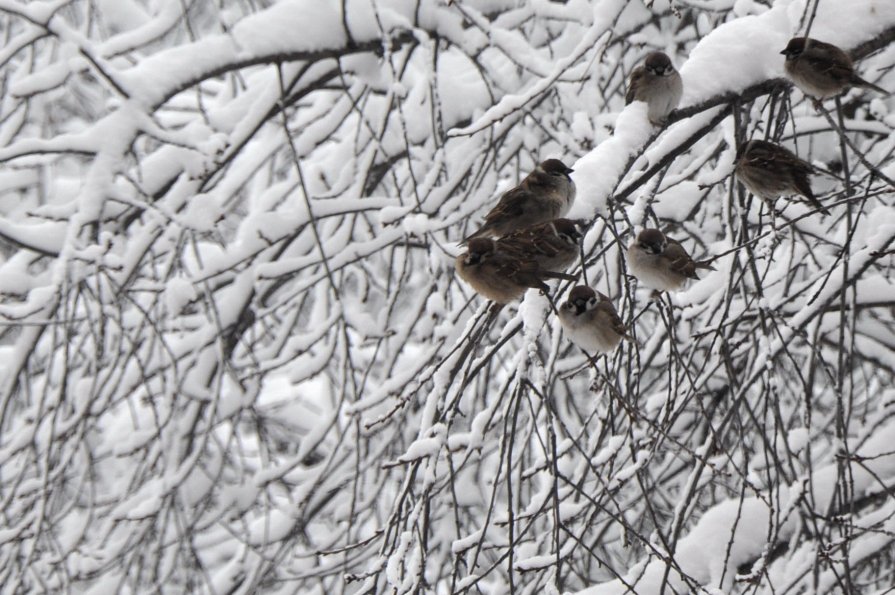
[[558, 286, 632, 355], [626, 51, 683, 125], [498, 218, 587, 273], [781, 37, 887, 99], [463, 159, 576, 242], [456, 237, 576, 304], [626, 229, 713, 292], [734, 139, 829, 214]]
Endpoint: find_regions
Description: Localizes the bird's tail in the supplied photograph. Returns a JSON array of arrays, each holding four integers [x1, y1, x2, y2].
[[796, 181, 831, 216], [803, 189, 830, 215], [695, 259, 717, 271], [854, 75, 889, 96], [809, 199, 831, 216], [541, 270, 578, 281]]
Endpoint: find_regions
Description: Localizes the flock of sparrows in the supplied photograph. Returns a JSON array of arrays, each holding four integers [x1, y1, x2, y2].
[[456, 36, 888, 358]]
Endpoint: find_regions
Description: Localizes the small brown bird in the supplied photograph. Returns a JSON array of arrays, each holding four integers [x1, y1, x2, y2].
[[734, 139, 829, 214], [558, 286, 632, 354], [626, 51, 683, 125], [781, 37, 887, 99], [463, 159, 576, 242], [498, 218, 586, 273], [626, 229, 713, 292], [456, 237, 576, 304]]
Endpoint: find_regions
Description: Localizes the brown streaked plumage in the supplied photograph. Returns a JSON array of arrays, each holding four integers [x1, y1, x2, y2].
[[455, 237, 577, 304], [734, 139, 828, 214], [781, 37, 887, 99], [463, 159, 576, 242], [626, 51, 683, 125], [626, 229, 714, 292], [498, 218, 587, 273], [558, 286, 632, 354]]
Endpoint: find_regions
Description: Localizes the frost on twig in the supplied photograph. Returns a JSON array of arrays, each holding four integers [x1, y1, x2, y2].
[[0, 0, 893, 594]]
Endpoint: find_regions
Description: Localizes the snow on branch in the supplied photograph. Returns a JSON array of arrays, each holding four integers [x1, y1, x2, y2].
[[0, 0, 893, 594]]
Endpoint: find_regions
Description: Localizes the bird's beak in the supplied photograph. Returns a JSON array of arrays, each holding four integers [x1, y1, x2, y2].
[[566, 167, 574, 174], [779, 50, 787, 55]]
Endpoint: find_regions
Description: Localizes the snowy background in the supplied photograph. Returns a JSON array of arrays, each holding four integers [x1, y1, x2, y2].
[[0, 0, 894, 593]]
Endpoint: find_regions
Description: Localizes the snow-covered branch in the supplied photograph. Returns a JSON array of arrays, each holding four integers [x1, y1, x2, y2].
[[0, 0, 893, 593]]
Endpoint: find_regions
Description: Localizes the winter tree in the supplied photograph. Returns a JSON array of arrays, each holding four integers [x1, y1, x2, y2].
[[0, 0, 893, 593]]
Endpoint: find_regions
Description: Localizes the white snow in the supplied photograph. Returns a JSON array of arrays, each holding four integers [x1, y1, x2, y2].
[[1, 0, 894, 593]]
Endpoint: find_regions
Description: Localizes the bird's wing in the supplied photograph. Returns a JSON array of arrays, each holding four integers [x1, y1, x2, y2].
[[803, 43, 854, 82], [463, 187, 535, 242], [742, 145, 775, 169], [495, 252, 575, 288], [768, 149, 819, 202], [508, 229, 567, 258], [596, 301, 628, 337], [744, 143, 781, 168], [664, 240, 700, 279], [490, 253, 540, 286], [482, 187, 534, 226], [626, 66, 646, 105], [774, 149, 814, 179], [749, 143, 813, 175]]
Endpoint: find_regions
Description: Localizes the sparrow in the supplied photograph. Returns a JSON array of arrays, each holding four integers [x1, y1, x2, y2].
[[498, 218, 587, 273], [626, 51, 683, 125], [456, 237, 577, 304], [626, 229, 713, 292], [734, 139, 829, 214], [463, 159, 576, 242], [781, 37, 887, 99], [558, 286, 632, 355]]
